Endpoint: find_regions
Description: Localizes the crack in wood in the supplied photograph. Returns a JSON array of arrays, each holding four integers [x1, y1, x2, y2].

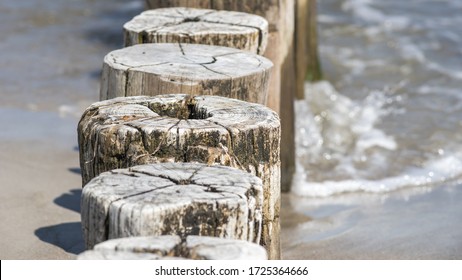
[[199, 64, 231, 78], [178, 42, 186, 56]]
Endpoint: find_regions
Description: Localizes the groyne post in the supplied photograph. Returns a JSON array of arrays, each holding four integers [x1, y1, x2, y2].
[[78, 95, 281, 258], [78, 235, 268, 260], [295, 0, 322, 97], [81, 163, 263, 249], [124, 7, 268, 55], [99, 43, 272, 105]]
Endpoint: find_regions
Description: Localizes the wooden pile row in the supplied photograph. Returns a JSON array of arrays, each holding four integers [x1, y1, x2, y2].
[[78, 0, 322, 259], [77, 0, 314, 260]]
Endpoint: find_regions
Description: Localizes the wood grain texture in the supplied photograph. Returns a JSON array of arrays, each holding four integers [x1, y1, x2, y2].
[[78, 94, 280, 257], [81, 162, 264, 249], [124, 7, 268, 55], [78, 235, 267, 260], [100, 43, 272, 105]]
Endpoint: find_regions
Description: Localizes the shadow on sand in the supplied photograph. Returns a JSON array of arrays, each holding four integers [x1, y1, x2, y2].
[[34, 188, 85, 255], [54, 188, 82, 213], [35, 222, 85, 255]]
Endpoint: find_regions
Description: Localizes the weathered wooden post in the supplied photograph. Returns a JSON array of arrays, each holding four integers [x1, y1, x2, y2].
[[100, 43, 272, 105], [78, 236, 268, 260], [78, 95, 281, 258], [124, 7, 268, 55], [295, 0, 322, 96], [81, 162, 263, 249], [143, 0, 296, 192]]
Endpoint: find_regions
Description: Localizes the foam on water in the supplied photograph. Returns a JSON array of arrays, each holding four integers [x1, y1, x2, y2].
[[293, 152, 462, 197], [293, 82, 462, 197], [294, 0, 462, 197]]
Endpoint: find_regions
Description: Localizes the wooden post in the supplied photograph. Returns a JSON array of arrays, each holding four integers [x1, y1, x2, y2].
[[81, 162, 263, 249], [295, 0, 308, 100], [124, 7, 268, 55], [100, 43, 272, 105], [144, 0, 296, 194], [78, 235, 268, 260], [78, 95, 281, 258], [305, 0, 322, 83], [295, 0, 322, 99]]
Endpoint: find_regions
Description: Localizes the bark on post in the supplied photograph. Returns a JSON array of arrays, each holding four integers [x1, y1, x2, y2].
[[81, 163, 263, 249], [124, 7, 268, 55], [100, 43, 272, 105], [144, 0, 296, 195], [78, 236, 268, 260], [78, 95, 281, 258]]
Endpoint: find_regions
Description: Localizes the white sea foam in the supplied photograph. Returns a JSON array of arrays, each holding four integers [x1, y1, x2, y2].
[[293, 154, 462, 197], [292, 81, 462, 197], [397, 40, 426, 63], [417, 85, 462, 97], [342, 0, 385, 23], [342, 0, 411, 31], [302, 0, 462, 197], [426, 61, 462, 80]]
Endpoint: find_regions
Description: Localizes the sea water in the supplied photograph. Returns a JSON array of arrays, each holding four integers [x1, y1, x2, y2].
[[293, 0, 462, 197]]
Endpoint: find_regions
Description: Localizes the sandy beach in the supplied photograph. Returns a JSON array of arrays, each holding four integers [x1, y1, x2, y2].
[[1, 0, 462, 260], [0, 0, 142, 259]]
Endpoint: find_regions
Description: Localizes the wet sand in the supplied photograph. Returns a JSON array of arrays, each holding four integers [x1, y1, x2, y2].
[[281, 184, 462, 259], [1, 0, 461, 259]]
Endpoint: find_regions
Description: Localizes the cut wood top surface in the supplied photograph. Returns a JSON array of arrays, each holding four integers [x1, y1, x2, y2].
[[124, 7, 268, 54], [84, 94, 280, 132], [104, 43, 272, 81], [79, 235, 267, 260], [83, 162, 264, 209], [81, 162, 264, 247], [144, 0, 283, 30], [101, 43, 273, 103]]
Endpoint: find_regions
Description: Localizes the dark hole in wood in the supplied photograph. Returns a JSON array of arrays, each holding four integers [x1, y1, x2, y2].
[[187, 103, 208, 120], [150, 97, 209, 120]]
